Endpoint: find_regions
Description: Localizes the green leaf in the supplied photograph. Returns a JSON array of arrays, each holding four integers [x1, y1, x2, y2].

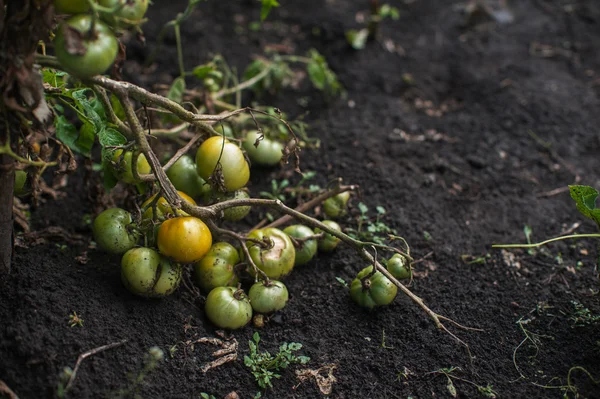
[[168, 76, 186, 103], [260, 0, 279, 21], [192, 64, 216, 80], [358, 202, 369, 215], [307, 61, 326, 91], [345, 29, 369, 50], [110, 94, 126, 121], [569, 185, 600, 228], [55, 115, 93, 156], [376, 206, 386, 215], [253, 331, 261, 344]]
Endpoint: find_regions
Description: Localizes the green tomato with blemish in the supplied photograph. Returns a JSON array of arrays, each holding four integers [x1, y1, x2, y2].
[[121, 247, 182, 297], [249, 280, 289, 313], [387, 254, 411, 280], [215, 189, 251, 222], [350, 266, 397, 309], [111, 149, 151, 184], [205, 287, 253, 329], [98, 0, 149, 29], [193, 242, 240, 293], [323, 191, 350, 218], [315, 220, 342, 252], [283, 224, 317, 266], [246, 228, 295, 279], [93, 208, 140, 254]]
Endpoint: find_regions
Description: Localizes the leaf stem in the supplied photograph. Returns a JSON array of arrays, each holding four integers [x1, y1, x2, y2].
[[492, 233, 600, 249]]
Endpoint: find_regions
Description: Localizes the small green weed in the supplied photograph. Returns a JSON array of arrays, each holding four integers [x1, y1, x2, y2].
[[244, 332, 310, 390], [569, 301, 600, 327], [346, 202, 396, 245], [68, 312, 84, 328]]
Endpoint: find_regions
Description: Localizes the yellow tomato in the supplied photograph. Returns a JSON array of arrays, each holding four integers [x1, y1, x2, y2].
[[157, 216, 212, 263], [195, 136, 250, 192]]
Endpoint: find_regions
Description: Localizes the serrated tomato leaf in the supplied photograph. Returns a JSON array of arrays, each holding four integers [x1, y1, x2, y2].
[[55, 115, 93, 157], [569, 185, 600, 228]]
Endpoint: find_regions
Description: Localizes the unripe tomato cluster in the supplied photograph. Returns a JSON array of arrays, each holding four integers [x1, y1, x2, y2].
[[53, 0, 150, 79]]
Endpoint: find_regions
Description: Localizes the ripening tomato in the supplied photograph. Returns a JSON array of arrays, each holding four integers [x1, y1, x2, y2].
[[248, 280, 289, 313], [141, 191, 196, 220], [54, 0, 89, 14], [283, 225, 317, 266], [350, 266, 398, 309], [242, 130, 284, 166], [386, 254, 411, 280], [246, 228, 295, 279], [323, 191, 350, 219], [213, 123, 234, 138], [205, 287, 252, 329], [93, 208, 140, 254], [157, 216, 212, 263], [215, 189, 251, 222], [195, 136, 250, 192], [194, 242, 240, 293], [166, 155, 211, 199], [54, 15, 118, 79], [315, 220, 342, 252], [98, 0, 149, 29], [111, 149, 151, 184], [121, 247, 182, 297]]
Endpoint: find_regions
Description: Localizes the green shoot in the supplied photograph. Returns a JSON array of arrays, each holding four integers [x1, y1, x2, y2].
[[68, 312, 84, 328], [244, 332, 310, 390], [346, 202, 397, 245], [569, 301, 600, 327]]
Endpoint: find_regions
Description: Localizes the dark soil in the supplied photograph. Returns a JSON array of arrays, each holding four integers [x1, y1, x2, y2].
[[2, 0, 600, 398]]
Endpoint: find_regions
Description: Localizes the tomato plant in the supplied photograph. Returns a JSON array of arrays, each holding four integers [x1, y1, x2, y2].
[[243, 130, 284, 166], [194, 242, 240, 293], [98, 0, 149, 29], [141, 191, 196, 220], [283, 224, 317, 266], [350, 266, 397, 309], [157, 216, 212, 263], [111, 149, 151, 184], [387, 253, 411, 280], [205, 287, 252, 329], [54, 0, 89, 14], [195, 136, 250, 192], [315, 220, 342, 252], [54, 15, 119, 79], [323, 191, 350, 219], [121, 247, 182, 297], [246, 227, 295, 279], [166, 155, 210, 199], [248, 280, 289, 313], [93, 208, 139, 254]]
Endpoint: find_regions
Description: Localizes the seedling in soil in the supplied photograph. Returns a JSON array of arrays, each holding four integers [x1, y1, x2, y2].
[[345, 3, 400, 50], [569, 301, 600, 327], [244, 332, 310, 390], [335, 276, 348, 288], [428, 366, 497, 398], [346, 202, 397, 245], [68, 312, 84, 328]]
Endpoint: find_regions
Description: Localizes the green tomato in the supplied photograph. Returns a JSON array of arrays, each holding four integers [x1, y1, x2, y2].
[[111, 149, 151, 184], [98, 0, 149, 29], [246, 228, 295, 279], [387, 254, 411, 280], [54, 15, 118, 79], [166, 155, 210, 199], [93, 208, 139, 254], [214, 123, 234, 138], [315, 220, 342, 252], [215, 189, 251, 222], [196, 136, 250, 192], [194, 242, 240, 293], [54, 0, 89, 14], [121, 247, 182, 297], [283, 224, 317, 266], [14, 170, 27, 196], [350, 266, 398, 309], [323, 191, 350, 219], [249, 280, 289, 313], [242, 130, 284, 166], [205, 287, 252, 329]]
